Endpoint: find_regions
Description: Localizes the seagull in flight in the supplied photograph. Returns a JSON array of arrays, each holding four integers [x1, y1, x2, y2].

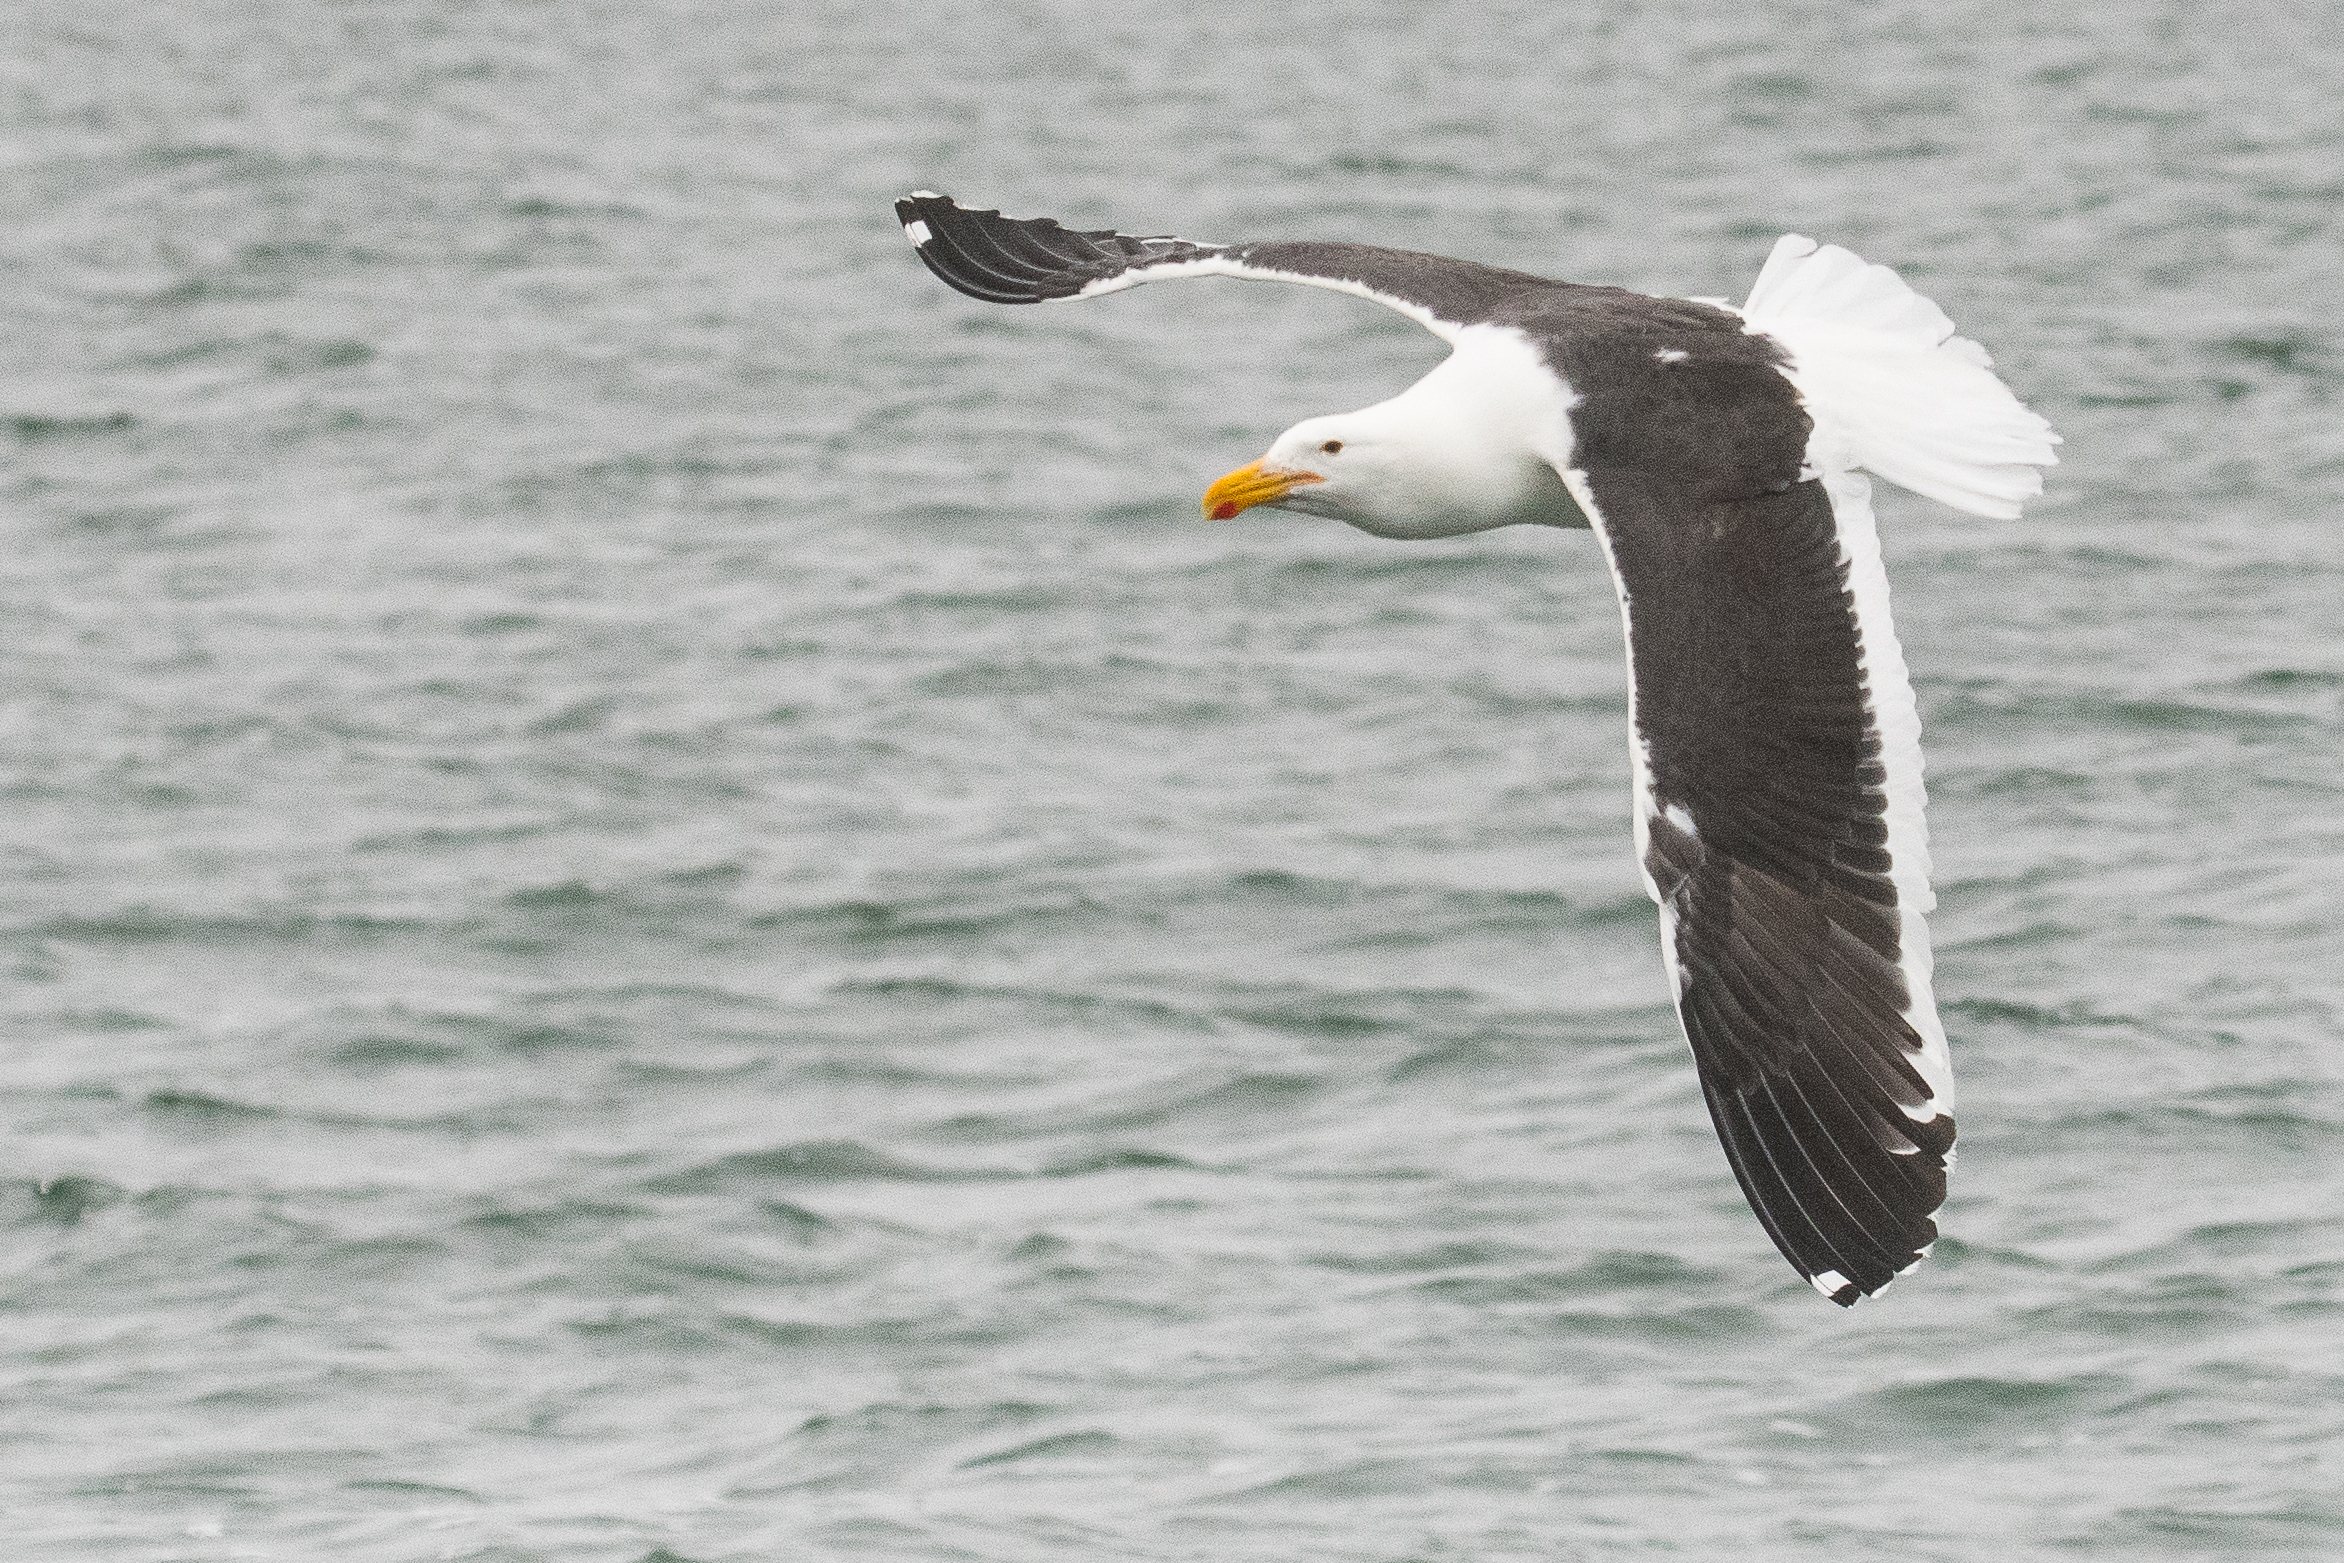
[[894, 191, 2058, 1305]]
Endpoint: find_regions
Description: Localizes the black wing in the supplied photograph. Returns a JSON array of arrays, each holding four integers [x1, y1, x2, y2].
[[894, 192, 1561, 337], [1532, 307, 1956, 1305]]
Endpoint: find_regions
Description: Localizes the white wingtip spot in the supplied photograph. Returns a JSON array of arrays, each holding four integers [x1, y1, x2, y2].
[[1655, 347, 1689, 364], [903, 220, 932, 245], [908, 189, 943, 201], [1810, 1269, 1852, 1299]]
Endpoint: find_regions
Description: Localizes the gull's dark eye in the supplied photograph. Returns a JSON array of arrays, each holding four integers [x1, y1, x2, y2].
[[1320, 440, 1343, 455]]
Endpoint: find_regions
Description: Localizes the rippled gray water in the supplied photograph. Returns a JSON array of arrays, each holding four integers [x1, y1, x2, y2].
[[5, 1, 2342, 1558]]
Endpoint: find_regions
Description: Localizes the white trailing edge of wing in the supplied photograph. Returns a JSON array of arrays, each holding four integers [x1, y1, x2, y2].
[[1819, 463, 1954, 1119], [1069, 253, 1461, 341]]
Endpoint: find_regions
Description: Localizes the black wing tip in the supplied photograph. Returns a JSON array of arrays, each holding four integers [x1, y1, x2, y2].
[[1801, 1202, 1941, 1308], [1810, 1235, 1936, 1308], [1786, 1204, 1943, 1309], [891, 191, 1226, 306], [891, 191, 1089, 304], [1702, 1074, 1947, 1308], [1815, 1271, 1867, 1308], [893, 189, 961, 231]]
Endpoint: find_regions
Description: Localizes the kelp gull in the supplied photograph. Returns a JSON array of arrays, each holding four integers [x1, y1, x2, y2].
[[893, 192, 2059, 1306]]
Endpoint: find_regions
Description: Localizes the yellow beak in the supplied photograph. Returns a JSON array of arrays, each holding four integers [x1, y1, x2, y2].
[[1201, 459, 1324, 520]]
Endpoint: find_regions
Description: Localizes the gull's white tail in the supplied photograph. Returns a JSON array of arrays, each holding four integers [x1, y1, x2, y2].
[[1739, 236, 2060, 519]]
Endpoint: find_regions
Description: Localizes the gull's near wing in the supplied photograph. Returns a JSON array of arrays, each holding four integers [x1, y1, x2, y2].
[[1521, 243, 2055, 1304]]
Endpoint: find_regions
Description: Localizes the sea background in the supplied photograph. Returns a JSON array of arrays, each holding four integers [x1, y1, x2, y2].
[[4, 1, 2341, 1558]]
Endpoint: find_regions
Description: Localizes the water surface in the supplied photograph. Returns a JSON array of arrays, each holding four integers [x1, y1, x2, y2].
[[4, 1, 2341, 1558]]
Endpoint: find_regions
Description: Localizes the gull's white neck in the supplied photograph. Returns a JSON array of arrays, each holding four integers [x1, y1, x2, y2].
[[1328, 325, 1587, 539]]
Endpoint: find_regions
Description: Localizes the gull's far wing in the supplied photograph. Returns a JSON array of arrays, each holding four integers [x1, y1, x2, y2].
[[895, 192, 1563, 343]]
